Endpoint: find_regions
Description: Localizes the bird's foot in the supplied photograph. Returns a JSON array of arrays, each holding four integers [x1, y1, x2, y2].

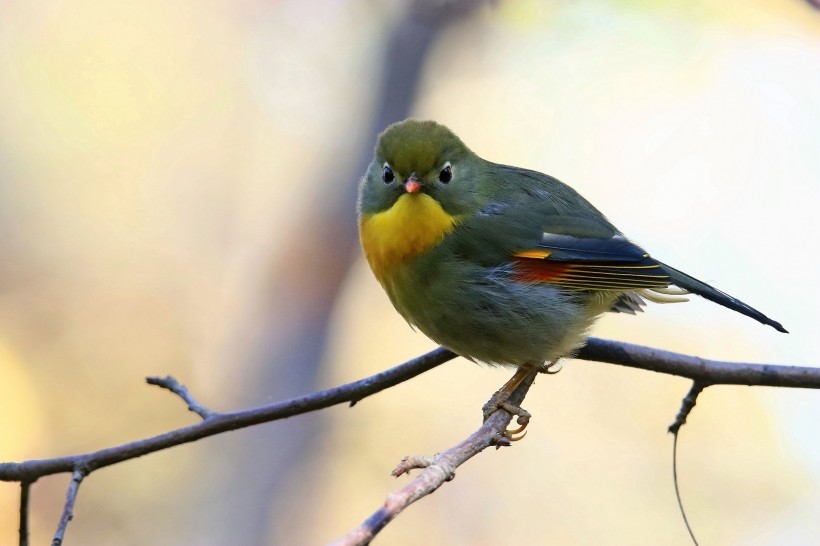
[[482, 367, 536, 441], [500, 402, 531, 442], [543, 360, 563, 374]]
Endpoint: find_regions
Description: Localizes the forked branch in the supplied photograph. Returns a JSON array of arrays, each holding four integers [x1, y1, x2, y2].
[[1, 338, 815, 545]]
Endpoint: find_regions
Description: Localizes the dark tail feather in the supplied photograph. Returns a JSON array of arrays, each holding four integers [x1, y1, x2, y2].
[[658, 261, 788, 333]]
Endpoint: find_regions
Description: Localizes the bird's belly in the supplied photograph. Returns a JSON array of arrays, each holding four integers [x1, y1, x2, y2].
[[387, 260, 607, 368]]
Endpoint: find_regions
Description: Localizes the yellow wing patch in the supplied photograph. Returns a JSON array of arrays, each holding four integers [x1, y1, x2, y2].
[[514, 249, 552, 259]]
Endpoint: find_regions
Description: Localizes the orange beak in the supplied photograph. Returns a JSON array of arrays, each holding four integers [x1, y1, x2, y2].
[[404, 178, 422, 194]]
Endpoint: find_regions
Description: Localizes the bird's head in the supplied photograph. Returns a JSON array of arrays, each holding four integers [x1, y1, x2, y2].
[[358, 119, 486, 217], [357, 120, 491, 277]]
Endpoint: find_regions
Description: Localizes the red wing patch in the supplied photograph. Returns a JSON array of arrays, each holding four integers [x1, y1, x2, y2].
[[513, 259, 572, 283], [513, 257, 670, 291]]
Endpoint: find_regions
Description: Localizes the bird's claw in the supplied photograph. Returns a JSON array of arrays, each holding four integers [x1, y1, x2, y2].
[[484, 367, 537, 443], [543, 361, 563, 374], [482, 390, 507, 422], [499, 402, 531, 441], [483, 395, 532, 441]]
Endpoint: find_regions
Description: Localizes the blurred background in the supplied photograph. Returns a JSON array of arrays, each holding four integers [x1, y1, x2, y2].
[[1, 0, 819, 544]]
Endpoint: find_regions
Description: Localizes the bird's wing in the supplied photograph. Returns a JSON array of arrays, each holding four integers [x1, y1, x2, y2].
[[453, 195, 676, 292], [451, 176, 673, 292], [512, 232, 673, 291], [513, 233, 670, 292], [450, 166, 786, 332], [512, 230, 787, 331], [505, 215, 786, 331]]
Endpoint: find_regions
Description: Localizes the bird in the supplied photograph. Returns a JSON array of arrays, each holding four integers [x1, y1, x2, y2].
[[357, 119, 787, 377]]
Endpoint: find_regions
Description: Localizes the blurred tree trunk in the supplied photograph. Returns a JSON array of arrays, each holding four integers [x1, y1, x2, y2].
[[199, 2, 488, 544]]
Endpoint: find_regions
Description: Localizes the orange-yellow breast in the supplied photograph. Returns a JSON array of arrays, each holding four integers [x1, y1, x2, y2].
[[360, 193, 459, 283]]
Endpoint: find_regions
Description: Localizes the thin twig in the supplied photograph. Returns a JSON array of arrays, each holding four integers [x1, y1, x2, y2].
[[146, 376, 215, 420], [329, 369, 538, 546], [19, 481, 31, 546], [669, 381, 708, 435], [52, 470, 86, 546], [673, 431, 700, 546], [0, 347, 456, 483], [670, 381, 708, 546]]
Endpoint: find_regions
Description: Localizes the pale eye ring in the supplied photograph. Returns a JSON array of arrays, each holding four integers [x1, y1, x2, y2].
[[438, 162, 452, 184], [382, 163, 394, 184]]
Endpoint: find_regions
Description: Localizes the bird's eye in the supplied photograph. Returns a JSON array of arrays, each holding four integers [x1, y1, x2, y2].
[[382, 164, 394, 184], [439, 163, 452, 184]]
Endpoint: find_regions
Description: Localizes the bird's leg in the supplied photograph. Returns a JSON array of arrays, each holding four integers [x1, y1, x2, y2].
[[482, 367, 538, 441], [481, 367, 530, 421]]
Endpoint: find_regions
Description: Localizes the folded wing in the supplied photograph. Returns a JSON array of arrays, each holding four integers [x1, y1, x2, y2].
[[512, 232, 787, 332]]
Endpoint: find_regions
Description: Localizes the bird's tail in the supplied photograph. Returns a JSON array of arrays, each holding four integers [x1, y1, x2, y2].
[[657, 261, 788, 333]]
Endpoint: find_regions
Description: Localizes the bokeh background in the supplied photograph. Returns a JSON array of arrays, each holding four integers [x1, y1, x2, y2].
[[1, 0, 819, 544]]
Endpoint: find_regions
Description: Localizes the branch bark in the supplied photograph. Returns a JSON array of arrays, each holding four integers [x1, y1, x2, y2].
[[19, 481, 30, 546], [51, 470, 85, 546], [576, 337, 817, 388], [0, 347, 455, 483], [1, 338, 815, 544], [330, 369, 538, 546]]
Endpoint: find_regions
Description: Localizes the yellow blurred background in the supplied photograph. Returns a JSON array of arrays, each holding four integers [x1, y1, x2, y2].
[[1, 0, 819, 544]]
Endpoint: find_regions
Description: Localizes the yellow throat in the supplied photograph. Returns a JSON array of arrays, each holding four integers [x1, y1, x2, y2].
[[360, 193, 458, 282]]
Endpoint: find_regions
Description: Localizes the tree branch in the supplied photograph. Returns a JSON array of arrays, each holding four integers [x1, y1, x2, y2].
[[668, 381, 708, 435], [576, 337, 817, 388], [1, 338, 816, 544], [19, 481, 31, 546], [3, 339, 815, 485], [51, 470, 85, 546], [329, 369, 538, 546], [0, 346, 455, 484], [146, 376, 215, 420]]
